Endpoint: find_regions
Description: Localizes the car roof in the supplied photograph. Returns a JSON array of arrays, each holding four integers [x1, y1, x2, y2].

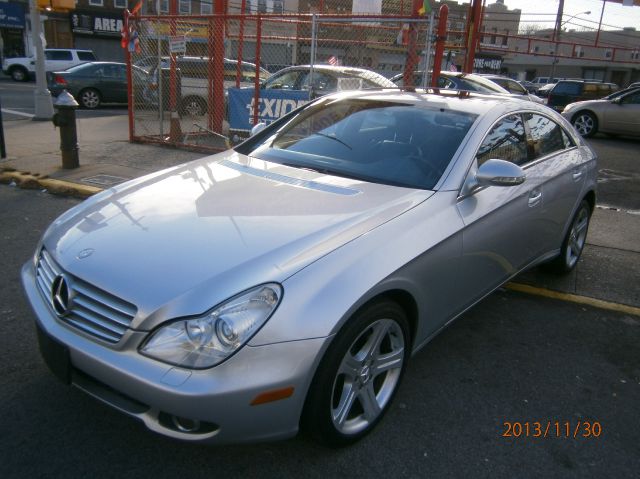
[[314, 88, 541, 117]]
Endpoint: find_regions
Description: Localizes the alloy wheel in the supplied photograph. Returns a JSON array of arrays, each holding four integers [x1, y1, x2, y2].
[[330, 318, 405, 435], [81, 90, 100, 109], [564, 204, 589, 269], [573, 114, 594, 136]]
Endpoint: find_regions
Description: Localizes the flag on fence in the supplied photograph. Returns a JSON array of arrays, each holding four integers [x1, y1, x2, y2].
[[131, 1, 142, 15], [328, 55, 338, 66], [418, 0, 432, 16], [449, 63, 458, 72]]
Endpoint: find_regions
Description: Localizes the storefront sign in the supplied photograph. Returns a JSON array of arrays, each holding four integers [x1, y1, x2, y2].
[[0, 2, 25, 29], [228, 88, 310, 132], [70, 11, 124, 38], [473, 56, 502, 71]]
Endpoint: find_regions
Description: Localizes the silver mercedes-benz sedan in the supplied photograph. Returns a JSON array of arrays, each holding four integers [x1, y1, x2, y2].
[[22, 89, 597, 446]]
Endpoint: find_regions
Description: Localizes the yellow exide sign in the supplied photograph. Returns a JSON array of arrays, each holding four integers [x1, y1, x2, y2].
[[37, 0, 75, 12]]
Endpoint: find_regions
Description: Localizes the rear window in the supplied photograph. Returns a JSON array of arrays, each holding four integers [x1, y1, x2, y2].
[[553, 82, 582, 95], [77, 51, 96, 61]]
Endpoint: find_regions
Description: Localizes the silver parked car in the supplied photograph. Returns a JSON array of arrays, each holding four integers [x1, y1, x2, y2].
[[561, 87, 640, 137], [23, 89, 597, 446]]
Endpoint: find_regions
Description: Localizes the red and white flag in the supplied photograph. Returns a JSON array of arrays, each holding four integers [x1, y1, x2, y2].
[[328, 55, 338, 66]]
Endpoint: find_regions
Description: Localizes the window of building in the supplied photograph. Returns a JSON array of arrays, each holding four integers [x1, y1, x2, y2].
[[273, 0, 284, 13], [631, 50, 639, 60], [502, 30, 509, 46], [258, 0, 267, 13], [201, 0, 212, 14], [605, 49, 612, 59], [89, 0, 103, 6], [491, 27, 497, 45], [476, 115, 528, 166], [114, 0, 127, 8], [160, 0, 169, 12], [179, 0, 191, 14]]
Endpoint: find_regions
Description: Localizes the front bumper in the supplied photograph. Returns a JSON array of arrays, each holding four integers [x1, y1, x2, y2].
[[22, 261, 328, 444]]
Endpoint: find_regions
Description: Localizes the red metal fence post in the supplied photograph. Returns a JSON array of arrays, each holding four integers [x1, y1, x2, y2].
[[431, 4, 448, 87], [236, 0, 247, 88], [402, 0, 423, 88], [463, 0, 482, 73], [207, 0, 225, 132]]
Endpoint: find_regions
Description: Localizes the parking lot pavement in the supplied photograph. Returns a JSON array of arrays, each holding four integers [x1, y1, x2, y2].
[[1, 186, 639, 478]]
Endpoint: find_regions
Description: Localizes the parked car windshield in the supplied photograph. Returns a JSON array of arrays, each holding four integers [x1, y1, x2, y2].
[[243, 98, 477, 190]]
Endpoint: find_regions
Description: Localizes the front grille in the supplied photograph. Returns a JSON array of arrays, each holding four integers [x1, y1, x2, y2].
[[36, 249, 137, 343]]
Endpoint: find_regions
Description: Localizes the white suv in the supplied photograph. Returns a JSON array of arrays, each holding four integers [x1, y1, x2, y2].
[[2, 49, 97, 82]]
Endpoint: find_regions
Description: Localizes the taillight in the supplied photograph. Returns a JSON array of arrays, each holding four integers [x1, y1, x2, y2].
[[54, 75, 67, 85]]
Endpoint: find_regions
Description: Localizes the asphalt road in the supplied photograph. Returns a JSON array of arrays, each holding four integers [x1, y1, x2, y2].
[[0, 77, 127, 120], [1, 186, 638, 478]]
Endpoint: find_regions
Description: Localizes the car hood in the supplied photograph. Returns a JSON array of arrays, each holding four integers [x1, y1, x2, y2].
[[42, 152, 432, 329]]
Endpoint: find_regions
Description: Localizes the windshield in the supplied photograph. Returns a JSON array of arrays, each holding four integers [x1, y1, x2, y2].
[[240, 98, 477, 190]]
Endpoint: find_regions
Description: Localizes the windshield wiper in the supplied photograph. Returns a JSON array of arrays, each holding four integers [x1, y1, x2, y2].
[[311, 132, 352, 150]]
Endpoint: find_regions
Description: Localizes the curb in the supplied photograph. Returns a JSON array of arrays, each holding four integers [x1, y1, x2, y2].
[[0, 169, 102, 198]]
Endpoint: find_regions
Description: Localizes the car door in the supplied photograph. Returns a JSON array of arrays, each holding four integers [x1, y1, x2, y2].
[[456, 114, 545, 304], [522, 112, 586, 255], [606, 91, 640, 134]]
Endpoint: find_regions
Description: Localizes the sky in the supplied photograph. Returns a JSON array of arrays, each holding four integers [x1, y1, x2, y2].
[[501, 0, 640, 31]]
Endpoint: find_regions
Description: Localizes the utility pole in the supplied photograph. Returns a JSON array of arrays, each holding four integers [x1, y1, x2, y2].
[[29, 0, 54, 120]]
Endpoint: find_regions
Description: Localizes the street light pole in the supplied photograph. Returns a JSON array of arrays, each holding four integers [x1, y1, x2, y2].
[[29, 0, 54, 120], [549, 8, 591, 81]]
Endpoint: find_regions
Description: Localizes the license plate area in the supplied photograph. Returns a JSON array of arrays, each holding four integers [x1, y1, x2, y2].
[[36, 323, 71, 384]]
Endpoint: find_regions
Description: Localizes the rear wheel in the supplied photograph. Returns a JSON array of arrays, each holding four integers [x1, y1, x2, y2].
[[302, 300, 410, 447], [572, 111, 598, 138], [10, 66, 28, 82], [546, 200, 591, 274], [79, 88, 101, 109]]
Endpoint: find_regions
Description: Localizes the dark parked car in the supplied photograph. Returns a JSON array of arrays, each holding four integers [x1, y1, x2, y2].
[[547, 80, 618, 112], [48, 61, 149, 108]]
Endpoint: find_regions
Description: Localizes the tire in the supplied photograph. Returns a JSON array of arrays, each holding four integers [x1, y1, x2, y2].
[[546, 200, 591, 274], [10, 66, 28, 82], [181, 97, 207, 116], [572, 111, 598, 138], [79, 88, 101, 109], [302, 300, 410, 447]]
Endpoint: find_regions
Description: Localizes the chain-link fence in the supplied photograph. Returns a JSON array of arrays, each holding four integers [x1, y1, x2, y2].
[[128, 13, 434, 152]]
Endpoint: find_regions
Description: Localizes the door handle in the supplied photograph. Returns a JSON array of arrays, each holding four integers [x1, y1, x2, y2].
[[572, 168, 583, 181], [528, 190, 542, 207]]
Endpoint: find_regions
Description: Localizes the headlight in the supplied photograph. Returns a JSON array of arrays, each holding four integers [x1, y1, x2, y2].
[[140, 283, 282, 369]]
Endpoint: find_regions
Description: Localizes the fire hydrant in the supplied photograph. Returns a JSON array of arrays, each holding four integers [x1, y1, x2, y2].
[[52, 90, 79, 169]]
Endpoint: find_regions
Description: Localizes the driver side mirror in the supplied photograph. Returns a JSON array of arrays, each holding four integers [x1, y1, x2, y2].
[[461, 159, 526, 196]]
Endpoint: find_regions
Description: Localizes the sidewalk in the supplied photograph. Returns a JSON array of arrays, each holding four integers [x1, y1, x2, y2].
[[1, 115, 639, 311]]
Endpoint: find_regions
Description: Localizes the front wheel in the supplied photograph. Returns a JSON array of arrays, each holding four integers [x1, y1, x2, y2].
[[572, 111, 598, 138], [302, 300, 410, 447], [546, 200, 591, 274]]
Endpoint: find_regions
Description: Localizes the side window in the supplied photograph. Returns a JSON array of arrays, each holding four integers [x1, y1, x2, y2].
[[524, 113, 567, 158], [45, 50, 73, 61], [621, 92, 640, 104], [264, 70, 300, 90], [553, 82, 581, 95], [476, 114, 528, 166], [437, 77, 455, 89], [507, 80, 527, 95], [77, 51, 96, 61]]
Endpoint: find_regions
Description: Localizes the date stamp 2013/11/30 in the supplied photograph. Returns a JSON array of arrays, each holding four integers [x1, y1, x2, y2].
[[502, 421, 602, 438]]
